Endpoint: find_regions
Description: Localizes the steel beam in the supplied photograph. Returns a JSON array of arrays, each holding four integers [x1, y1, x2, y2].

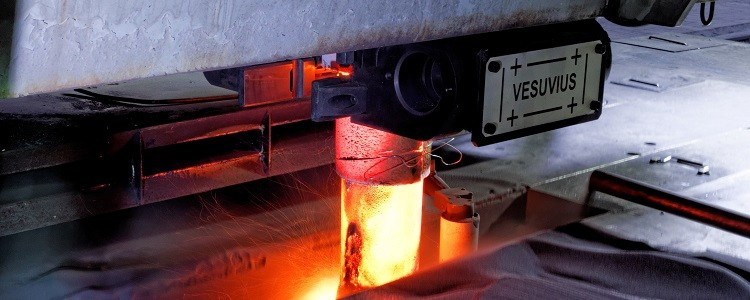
[[0, 0, 607, 98]]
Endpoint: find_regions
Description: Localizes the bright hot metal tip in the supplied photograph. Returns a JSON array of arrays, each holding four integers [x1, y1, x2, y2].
[[334, 117, 430, 297]]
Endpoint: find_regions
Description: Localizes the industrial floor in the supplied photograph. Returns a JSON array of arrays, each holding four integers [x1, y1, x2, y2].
[[2, 3, 750, 299]]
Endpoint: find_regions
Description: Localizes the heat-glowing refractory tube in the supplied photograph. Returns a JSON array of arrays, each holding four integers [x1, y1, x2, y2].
[[335, 117, 431, 296]]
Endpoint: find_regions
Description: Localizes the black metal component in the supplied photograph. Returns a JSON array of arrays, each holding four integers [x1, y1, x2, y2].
[[130, 131, 144, 204], [629, 78, 661, 87], [0, 99, 330, 236], [487, 61, 501, 73], [588, 170, 750, 239], [203, 67, 245, 105], [595, 43, 607, 54], [675, 156, 711, 175], [260, 112, 271, 174], [701, 1, 715, 26], [311, 20, 610, 142], [341, 44, 459, 140], [648, 36, 687, 46], [337, 51, 355, 66], [203, 67, 243, 92], [649, 155, 673, 164], [606, 0, 703, 27], [589, 100, 603, 111], [483, 123, 497, 135], [311, 78, 368, 121], [675, 157, 706, 168], [649, 154, 710, 175]]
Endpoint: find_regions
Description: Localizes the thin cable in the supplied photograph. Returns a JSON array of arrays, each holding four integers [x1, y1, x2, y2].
[[430, 138, 463, 166]]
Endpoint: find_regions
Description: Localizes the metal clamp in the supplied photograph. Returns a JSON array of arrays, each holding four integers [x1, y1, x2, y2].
[[311, 78, 368, 122]]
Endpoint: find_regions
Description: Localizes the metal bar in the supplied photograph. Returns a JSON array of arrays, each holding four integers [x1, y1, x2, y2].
[[588, 170, 750, 238], [0, 99, 313, 176], [141, 125, 333, 204], [648, 35, 688, 46], [138, 99, 311, 149], [294, 59, 305, 99], [0, 124, 334, 236]]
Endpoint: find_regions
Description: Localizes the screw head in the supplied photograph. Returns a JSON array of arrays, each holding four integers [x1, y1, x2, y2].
[[595, 43, 606, 55], [589, 100, 602, 110], [483, 123, 497, 134], [385, 72, 393, 80], [487, 61, 501, 73]]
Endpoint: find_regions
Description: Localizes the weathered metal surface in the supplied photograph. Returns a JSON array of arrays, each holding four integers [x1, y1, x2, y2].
[[0, 0, 606, 98], [141, 124, 333, 204], [0, 97, 331, 236], [0, 123, 333, 236], [448, 35, 750, 264]]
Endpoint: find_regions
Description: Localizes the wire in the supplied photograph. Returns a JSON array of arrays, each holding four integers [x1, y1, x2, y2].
[[430, 138, 463, 166], [340, 138, 464, 180]]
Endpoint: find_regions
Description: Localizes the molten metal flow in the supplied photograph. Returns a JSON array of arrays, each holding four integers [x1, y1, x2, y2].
[[340, 180, 423, 289], [335, 118, 430, 296]]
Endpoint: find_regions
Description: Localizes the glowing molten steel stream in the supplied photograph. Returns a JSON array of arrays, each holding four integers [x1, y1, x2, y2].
[[340, 180, 423, 288], [335, 118, 430, 296]]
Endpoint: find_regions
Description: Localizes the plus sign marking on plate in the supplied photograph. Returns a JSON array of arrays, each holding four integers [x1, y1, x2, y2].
[[507, 109, 519, 127], [567, 97, 578, 113], [571, 48, 581, 65], [511, 58, 522, 76]]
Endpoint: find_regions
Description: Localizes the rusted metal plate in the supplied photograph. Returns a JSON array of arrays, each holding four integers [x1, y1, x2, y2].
[[0, 0, 607, 98]]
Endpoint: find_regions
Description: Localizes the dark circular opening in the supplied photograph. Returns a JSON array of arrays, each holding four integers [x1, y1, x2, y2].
[[328, 94, 357, 110], [394, 52, 453, 116]]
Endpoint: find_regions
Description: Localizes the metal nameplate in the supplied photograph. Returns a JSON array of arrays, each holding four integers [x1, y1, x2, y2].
[[481, 41, 604, 137]]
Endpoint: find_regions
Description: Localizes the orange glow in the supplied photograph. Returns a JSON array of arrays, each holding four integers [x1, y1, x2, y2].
[[301, 276, 339, 300], [340, 179, 424, 295], [315, 62, 353, 81]]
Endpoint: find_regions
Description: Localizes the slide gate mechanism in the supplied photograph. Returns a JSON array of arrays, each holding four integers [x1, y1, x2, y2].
[[312, 20, 611, 146]]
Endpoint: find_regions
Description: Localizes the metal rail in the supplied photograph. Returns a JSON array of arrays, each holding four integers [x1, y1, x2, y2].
[[588, 170, 750, 238]]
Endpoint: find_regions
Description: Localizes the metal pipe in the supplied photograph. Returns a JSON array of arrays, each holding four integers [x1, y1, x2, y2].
[[423, 165, 479, 262], [439, 211, 479, 262], [588, 170, 750, 238]]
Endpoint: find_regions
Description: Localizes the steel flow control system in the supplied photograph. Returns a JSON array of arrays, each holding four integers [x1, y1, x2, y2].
[[311, 20, 611, 295]]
